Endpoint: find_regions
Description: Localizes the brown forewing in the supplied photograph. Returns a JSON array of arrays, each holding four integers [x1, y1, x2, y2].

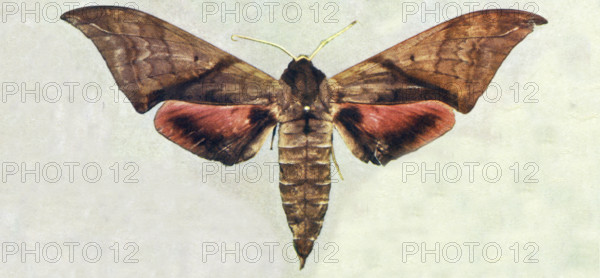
[[61, 6, 280, 113], [330, 9, 547, 113]]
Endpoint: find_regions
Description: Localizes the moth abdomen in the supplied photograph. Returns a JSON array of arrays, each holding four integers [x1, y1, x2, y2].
[[278, 119, 333, 268]]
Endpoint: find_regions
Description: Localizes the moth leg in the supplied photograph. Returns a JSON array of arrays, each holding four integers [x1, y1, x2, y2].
[[331, 146, 344, 181], [270, 123, 278, 150]]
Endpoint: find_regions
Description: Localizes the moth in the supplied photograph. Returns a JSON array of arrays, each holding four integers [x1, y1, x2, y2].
[[61, 6, 546, 269]]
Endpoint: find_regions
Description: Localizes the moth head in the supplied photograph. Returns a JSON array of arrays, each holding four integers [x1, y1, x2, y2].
[[296, 55, 310, 61], [286, 56, 314, 69], [231, 20, 357, 62]]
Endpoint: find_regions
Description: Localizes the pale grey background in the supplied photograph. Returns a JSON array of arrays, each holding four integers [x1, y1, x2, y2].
[[1, 0, 598, 277]]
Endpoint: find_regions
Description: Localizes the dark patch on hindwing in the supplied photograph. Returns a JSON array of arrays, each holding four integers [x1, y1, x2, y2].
[[248, 107, 272, 124], [169, 115, 224, 160], [170, 115, 218, 145], [335, 106, 379, 164], [381, 113, 440, 161]]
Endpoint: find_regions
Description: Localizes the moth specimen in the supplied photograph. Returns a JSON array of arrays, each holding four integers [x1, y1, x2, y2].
[[61, 6, 546, 268]]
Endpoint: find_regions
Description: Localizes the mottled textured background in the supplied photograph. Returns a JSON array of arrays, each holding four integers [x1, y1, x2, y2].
[[1, 0, 598, 277]]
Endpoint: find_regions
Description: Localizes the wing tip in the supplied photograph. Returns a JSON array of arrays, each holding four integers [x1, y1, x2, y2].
[[60, 10, 77, 23], [503, 9, 548, 26], [465, 9, 548, 27], [60, 6, 140, 23], [529, 14, 548, 26], [133, 102, 150, 114]]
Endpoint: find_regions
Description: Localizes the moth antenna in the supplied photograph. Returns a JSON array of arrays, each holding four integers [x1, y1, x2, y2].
[[231, 34, 298, 60], [331, 146, 344, 181], [308, 20, 358, 61]]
